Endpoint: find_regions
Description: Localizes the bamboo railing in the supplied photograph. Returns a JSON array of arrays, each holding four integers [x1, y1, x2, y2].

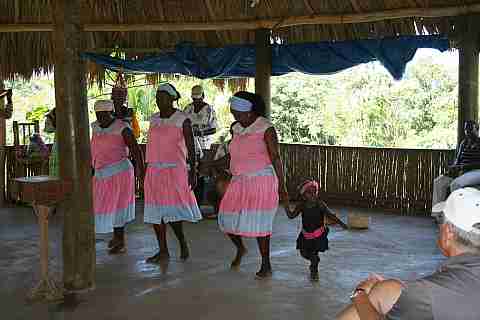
[[3, 144, 455, 216], [280, 144, 454, 216]]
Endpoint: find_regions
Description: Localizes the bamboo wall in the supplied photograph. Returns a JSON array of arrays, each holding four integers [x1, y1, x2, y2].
[[3, 144, 455, 216], [280, 144, 455, 216]]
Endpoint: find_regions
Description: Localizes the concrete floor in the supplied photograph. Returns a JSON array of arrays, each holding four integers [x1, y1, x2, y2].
[[0, 203, 444, 320]]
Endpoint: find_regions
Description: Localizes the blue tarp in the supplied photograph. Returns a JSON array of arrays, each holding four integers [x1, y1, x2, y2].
[[82, 35, 449, 80]]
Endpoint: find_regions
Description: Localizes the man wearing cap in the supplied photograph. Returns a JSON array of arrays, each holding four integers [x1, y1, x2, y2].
[[184, 85, 218, 205], [337, 187, 480, 320]]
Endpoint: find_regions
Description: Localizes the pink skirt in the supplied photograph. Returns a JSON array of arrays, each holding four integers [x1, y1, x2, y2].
[[93, 159, 135, 234], [144, 163, 202, 224], [218, 166, 278, 237]]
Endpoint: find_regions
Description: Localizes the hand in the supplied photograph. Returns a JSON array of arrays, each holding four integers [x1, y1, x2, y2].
[[355, 274, 385, 294], [189, 170, 198, 190]]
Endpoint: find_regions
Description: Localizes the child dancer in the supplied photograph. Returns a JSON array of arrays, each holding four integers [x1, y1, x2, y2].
[[287, 180, 348, 281]]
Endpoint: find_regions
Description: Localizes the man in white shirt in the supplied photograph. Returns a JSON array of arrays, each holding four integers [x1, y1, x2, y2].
[[184, 85, 218, 206], [184, 85, 218, 152]]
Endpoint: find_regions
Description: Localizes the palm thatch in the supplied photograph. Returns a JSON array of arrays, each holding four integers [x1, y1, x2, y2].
[[0, 0, 478, 82]]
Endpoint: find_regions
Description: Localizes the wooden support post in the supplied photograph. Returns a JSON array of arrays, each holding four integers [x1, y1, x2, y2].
[[53, 0, 95, 292], [255, 29, 272, 119], [0, 80, 5, 206], [458, 16, 480, 146]]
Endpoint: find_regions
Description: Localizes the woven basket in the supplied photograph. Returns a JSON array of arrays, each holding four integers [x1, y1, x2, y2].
[[347, 213, 370, 229]]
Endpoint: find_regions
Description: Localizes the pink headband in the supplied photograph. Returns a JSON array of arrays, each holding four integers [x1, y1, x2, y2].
[[300, 180, 319, 195]]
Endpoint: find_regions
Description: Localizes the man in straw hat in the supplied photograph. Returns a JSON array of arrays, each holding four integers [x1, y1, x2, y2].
[[337, 187, 480, 320]]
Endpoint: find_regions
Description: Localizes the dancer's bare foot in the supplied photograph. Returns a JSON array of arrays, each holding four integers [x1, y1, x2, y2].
[[146, 251, 170, 263], [108, 243, 126, 255], [255, 263, 272, 279], [231, 246, 247, 268], [255, 268, 272, 279], [108, 238, 122, 249]]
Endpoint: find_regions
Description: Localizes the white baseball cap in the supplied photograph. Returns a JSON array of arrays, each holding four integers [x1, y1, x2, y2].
[[432, 187, 480, 233]]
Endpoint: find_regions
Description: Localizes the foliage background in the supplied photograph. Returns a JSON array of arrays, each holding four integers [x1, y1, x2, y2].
[[4, 49, 459, 149]]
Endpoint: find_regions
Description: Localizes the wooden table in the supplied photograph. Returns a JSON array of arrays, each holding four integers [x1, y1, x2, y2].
[[14, 176, 72, 301]]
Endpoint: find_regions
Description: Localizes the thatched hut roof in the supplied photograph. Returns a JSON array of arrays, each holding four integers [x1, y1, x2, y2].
[[0, 0, 479, 81]]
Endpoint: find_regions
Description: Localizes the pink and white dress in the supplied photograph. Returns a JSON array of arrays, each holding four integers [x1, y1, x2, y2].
[[144, 111, 202, 224], [218, 117, 279, 237], [91, 119, 135, 234]]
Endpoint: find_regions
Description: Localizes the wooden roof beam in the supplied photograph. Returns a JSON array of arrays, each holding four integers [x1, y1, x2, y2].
[[0, 3, 479, 33]]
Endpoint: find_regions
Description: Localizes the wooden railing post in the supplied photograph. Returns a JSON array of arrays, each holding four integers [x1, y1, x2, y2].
[[13, 121, 19, 146]]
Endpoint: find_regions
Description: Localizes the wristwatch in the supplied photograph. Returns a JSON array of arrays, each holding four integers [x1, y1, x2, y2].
[[350, 288, 366, 300]]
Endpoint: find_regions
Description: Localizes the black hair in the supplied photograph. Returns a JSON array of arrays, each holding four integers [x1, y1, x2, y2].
[[46, 108, 56, 119], [233, 91, 266, 117], [465, 120, 479, 131]]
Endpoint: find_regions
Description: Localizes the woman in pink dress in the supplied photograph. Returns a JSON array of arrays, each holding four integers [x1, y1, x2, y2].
[[144, 83, 202, 263], [202, 91, 289, 278], [91, 99, 144, 254]]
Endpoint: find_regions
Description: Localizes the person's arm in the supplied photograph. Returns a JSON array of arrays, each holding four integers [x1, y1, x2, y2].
[[202, 154, 230, 170], [265, 127, 288, 206], [122, 127, 145, 179], [198, 106, 218, 136], [319, 200, 348, 229], [286, 202, 303, 219], [183, 118, 197, 189], [352, 292, 383, 320], [337, 278, 403, 320]]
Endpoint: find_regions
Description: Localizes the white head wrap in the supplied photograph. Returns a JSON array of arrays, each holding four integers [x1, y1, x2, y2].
[[94, 99, 114, 112], [229, 96, 253, 112], [157, 83, 179, 99]]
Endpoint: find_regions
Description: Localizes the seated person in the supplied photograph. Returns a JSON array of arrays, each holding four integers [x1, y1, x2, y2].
[[432, 120, 480, 210], [337, 187, 480, 320], [201, 124, 235, 219], [44, 108, 59, 177]]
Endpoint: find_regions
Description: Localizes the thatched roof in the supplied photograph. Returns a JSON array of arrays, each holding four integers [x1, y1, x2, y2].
[[0, 0, 478, 81]]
